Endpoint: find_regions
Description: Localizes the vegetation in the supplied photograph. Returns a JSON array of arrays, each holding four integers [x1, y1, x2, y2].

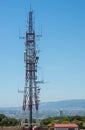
[[0, 114, 85, 128], [0, 114, 20, 126], [40, 116, 85, 128]]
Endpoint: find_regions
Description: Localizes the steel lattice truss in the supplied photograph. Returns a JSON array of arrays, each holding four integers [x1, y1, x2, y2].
[[21, 11, 40, 129]]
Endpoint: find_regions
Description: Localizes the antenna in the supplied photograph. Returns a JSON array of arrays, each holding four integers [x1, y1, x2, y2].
[[30, 4, 32, 11], [20, 10, 42, 130], [19, 27, 25, 39]]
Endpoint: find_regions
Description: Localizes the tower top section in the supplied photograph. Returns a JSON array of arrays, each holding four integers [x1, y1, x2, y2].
[[29, 11, 33, 33]]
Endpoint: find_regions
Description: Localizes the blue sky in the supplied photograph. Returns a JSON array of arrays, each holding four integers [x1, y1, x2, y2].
[[0, 0, 85, 107]]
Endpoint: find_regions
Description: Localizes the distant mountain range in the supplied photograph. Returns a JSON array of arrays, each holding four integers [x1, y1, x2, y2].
[[40, 99, 85, 110], [0, 99, 85, 119]]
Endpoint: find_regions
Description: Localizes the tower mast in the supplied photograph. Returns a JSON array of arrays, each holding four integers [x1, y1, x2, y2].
[[21, 10, 40, 130]]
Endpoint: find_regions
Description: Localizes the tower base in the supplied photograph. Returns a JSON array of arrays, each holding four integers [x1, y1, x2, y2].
[[21, 126, 41, 130]]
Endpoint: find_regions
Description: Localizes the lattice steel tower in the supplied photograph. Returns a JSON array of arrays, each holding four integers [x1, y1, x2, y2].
[[21, 10, 40, 130]]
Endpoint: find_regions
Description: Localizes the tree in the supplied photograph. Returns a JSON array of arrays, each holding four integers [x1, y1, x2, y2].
[[0, 114, 6, 122]]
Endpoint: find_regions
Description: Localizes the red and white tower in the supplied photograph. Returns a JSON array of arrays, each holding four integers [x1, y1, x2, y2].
[[21, 10, 41, 130]]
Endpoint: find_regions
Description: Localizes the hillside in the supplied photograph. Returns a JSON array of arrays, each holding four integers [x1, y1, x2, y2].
[[40, 99, 85, 110], [0, 99, 85, 118]]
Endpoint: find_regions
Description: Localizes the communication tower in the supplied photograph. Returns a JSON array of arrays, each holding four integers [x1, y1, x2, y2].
[[21, 10, 41, 130]]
